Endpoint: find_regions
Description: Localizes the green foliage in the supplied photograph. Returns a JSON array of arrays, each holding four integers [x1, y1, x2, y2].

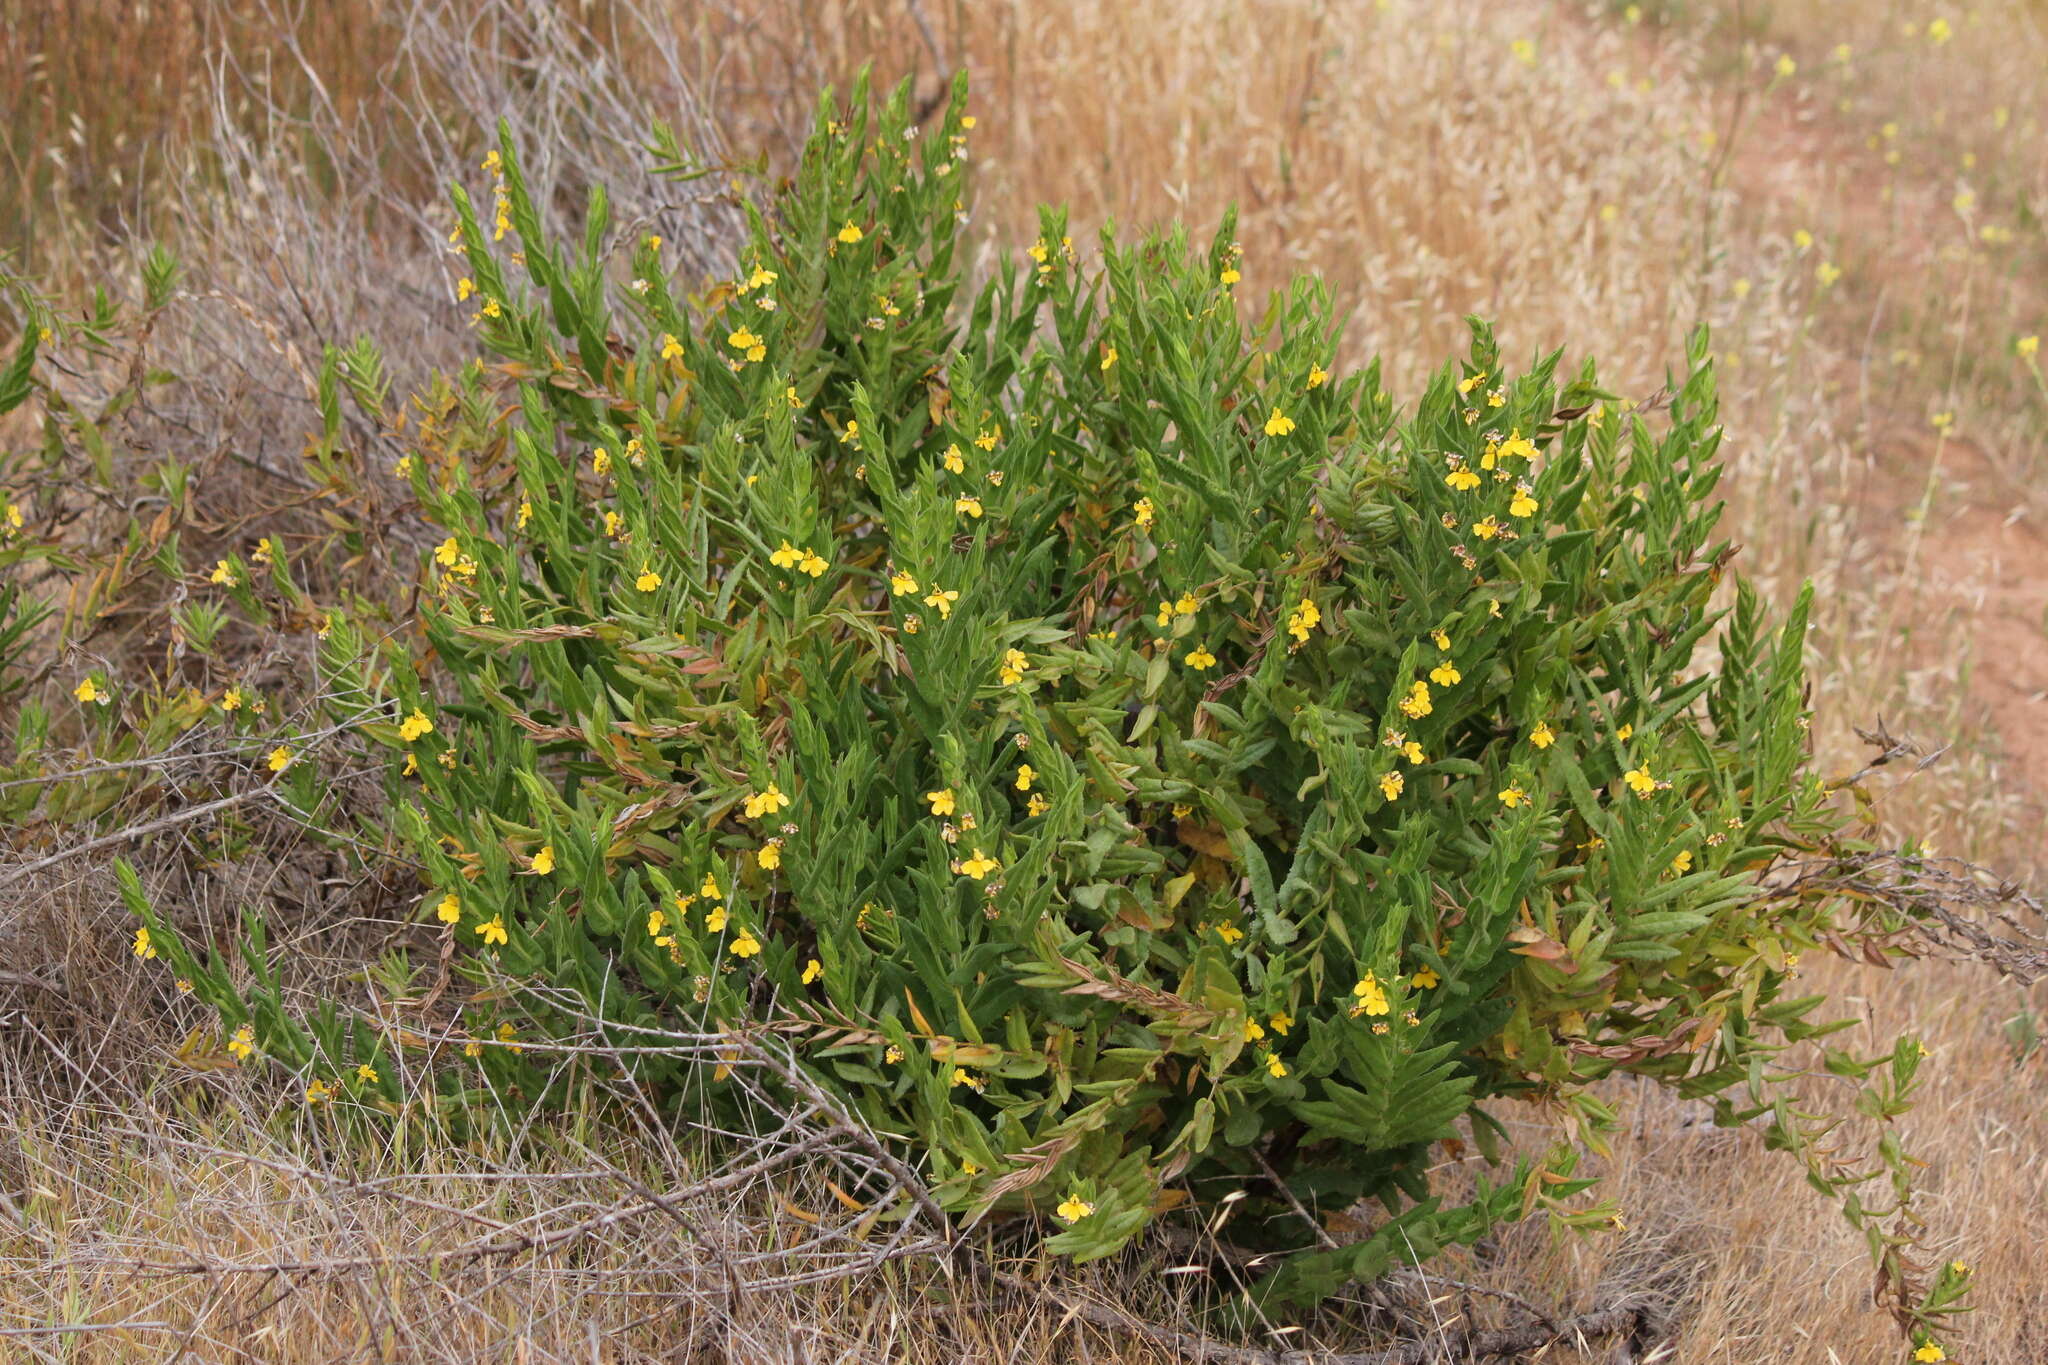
[[113, 73, 1967, 1335]]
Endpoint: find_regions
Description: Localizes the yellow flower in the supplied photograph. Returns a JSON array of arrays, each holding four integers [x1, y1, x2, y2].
[[479, 297, 502, 319], [1428, 661, 1461, 687], [1617, 723, 1634, 742], [1402, 741, 1425, 764], [1430, 629, 1450, 651], [802, 958, 824, 985], [251, 537, 274, 566], [657, 333, 685, 362], [497, 1022, 523, 1053], [647, 908, 668, 939], [923, 585, 959, 618], [1511, 37, 1536, 65], [456, 277, 476, 302], [1497, 428, 1538, 462], [228, 1025, 255, 1061], [757, 841, 781, 871], [1530, 721, 1555, 749], [1914, 1346, 1946, 1363], [221, 687, 243, 712], [1100, 344, 1117, 371], [798, 550, 828, 577], [476, 915, 508, 947], [1269, 1011, 1293, 1035], [132, 926, 157, 960], [1471, 515, 1503, 540], [890, 569, 921, 597], [1214, 922, 1244, 944], [1173, 593, 1198, 616], [1411, 966, 1440, 989], [267, 746, 293, 773], [434, 537, 461, 568], [727, 327, 766, 363], [1132, 496, 1155, 529], [836, 221, 864, 244], [943, 444, 966, 474], [1379, 771, 1404, 801], [1242, 1017, 1266, 1043], [1926, 17, 1951, 43], [636, 564, 661, 591], [706, 903, 729, 934], [950, 1066, 984, 1090], [1350, 974, 1390, 1017], [436, 893, 462, 925], [1457, 373, 1485, 396], [1265, 1052, 1289, 1078], [2019, 335, 2040, 358], [399, 708, 435, 742], [958, 846, 1002, 880], [926, 788, 957, 817], [1792, 228, 1814, 251], [530, 845, 556, 875], [955, 495, 984, 518], [591, 447, 613, 477], [770, 540, 803, 570], [1307, 364, 1328, 389], [1446, 466, 1482, 492], [1219, 265, 1241, 286], [1509, 485, 1539, 518], [1014, 763, 1037, 792], [1263, 407, 1296, 437], [974, 426, 1001, 451], [743, 784, 791, 819], [305, 1079, 335, 1106], [1670, 849, 1694, 875], [729, 929, 762, 958], [1773, 53, 1796, 79], [356, 1063, 380, 1085], [1497, 785, 1528, 809], [1286, 596, 1321, 643], [1026, 792, 1050, 816], [209, 560, 238, 587], [516, 499, 533, 530], [1815, 261, 1842, 289], [1623, 765, 1656, 796], [1000, 648, 1030, 685], [464, 1039, 482, 1059], [1398, 680, 1432, 719], [1184, 645, 1217, 670]]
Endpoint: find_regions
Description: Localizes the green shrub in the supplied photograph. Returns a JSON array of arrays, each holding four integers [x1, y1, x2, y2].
[[129, 72, 1968, 1339]]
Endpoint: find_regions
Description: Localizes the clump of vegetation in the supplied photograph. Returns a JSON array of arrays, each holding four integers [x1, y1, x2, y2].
[[98, 71, 1976, 1348]]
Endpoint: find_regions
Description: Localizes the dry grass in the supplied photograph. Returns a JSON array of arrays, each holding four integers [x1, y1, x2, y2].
[[3, 0, 2045, 1360]]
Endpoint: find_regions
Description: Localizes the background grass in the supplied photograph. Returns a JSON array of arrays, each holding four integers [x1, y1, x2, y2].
[[2, 0, 2043, 1359]]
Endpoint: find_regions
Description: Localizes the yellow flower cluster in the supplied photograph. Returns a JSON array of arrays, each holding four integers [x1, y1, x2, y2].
[[770, 540, 830, 578]]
